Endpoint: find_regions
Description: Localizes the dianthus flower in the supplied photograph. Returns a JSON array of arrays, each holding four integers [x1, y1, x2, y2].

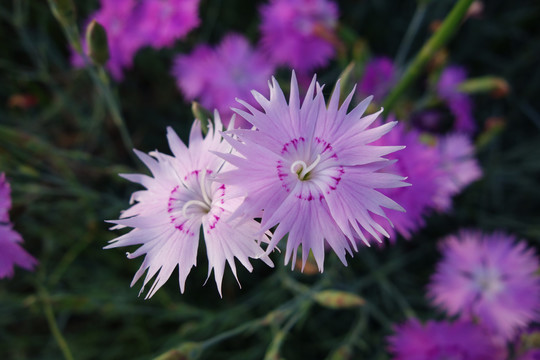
[[138, 0, 200, 48], [0, 173, 37, 278], [259, 0, 339, 74], [428, 230, 540, 340], [218, 73, 408, 270], [388, 319, 507, 360], [173, 34, 274, 127], [73, 0, 200, 80], [437, 66, 475, 133], [358, 57, 396, 102], [372, 122, 441, 239], [106, 114, 273, 297], [433, 133, 482, 211]]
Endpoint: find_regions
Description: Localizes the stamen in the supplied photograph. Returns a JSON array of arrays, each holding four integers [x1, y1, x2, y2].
[[199, 170, 212, 205], [290, 155, 322, 180], [182, 200, 211, 218]]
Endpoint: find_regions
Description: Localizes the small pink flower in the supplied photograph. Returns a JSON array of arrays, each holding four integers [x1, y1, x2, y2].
[[218, 73, 408, 270], [107, 114, 273, 297], [437, 66, 476, 133], [433, 133, 482, 211], [0, 173, 38, 278], [428, 230, 540, 340], [372, 122, 442, 239], [173, 34, 275, 127], [259, 0, 339, 74]]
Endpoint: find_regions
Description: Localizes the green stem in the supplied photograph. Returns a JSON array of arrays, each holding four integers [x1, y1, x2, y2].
[[382, 0, 474, 113], [38, 285, 75, 360]]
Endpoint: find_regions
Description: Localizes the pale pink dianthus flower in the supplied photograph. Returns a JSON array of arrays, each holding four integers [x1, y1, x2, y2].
[[106, 114, 273, 297], [218, 73, 409, 271]]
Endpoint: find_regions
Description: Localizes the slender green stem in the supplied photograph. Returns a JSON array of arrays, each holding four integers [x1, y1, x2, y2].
[[382, 0, 474, 113], [38, 285, 75, 360]]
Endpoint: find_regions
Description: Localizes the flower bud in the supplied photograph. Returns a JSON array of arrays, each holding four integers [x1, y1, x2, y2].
[[314, 290, 365, 309], [86, 20, 110, 66]]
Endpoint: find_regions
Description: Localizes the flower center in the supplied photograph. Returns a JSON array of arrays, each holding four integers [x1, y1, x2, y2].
[[182, 170, 213, 218], [472, 266, 504, 298], [290, 154, 321, 181]]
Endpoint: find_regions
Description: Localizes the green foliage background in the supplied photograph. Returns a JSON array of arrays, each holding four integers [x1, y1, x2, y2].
[[1, 0, 540, 359]]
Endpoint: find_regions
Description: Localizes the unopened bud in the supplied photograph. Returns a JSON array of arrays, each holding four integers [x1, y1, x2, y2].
[[86, 20, 110, 66], [314, 290, 365, 309], [458, 76, 510, 98]]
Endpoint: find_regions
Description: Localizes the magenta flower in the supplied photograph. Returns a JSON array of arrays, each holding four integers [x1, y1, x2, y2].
[[428, 230, 540, 340], [106, 114, 273, 297], [218, 73, 408, 270], [372, 122, 441, 239], [259, 0, 339, 74], [0, 173, 37, 278], [388, 319, 507, 360], [358, 57, 396, 102], [138, 0, 200, 48], [173, 34, 275, 127], [433, 133, 482, 211], [73, 0, 200, 81], [437, 66, 476, 133]]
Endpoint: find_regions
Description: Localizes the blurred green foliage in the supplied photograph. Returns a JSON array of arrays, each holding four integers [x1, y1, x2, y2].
[[1, 0, 540, 359]]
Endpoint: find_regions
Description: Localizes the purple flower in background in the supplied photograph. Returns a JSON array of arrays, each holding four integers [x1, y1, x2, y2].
[[73, 0, 200, 81], [106, 114, 273, 298], [0, 173, 37, 278], [437, 66, 476, 133], [388, 319, 507, 360], [358, 57, 396, 102], [138, 0, 200, 48], [428, 230, 540, 340], [218, 73, 408, 271], [433, 133, 482, 211], [173, 34, 275, 127], [372, 122, 441, 239], [259, 0, 339, 74]]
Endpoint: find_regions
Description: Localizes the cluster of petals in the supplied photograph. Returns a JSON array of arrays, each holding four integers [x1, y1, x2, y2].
[[172, 34, 274, 127], [358, 57, 396, 102], [73, 0, 200, 80], [433, 133, 482, 211], [217, 73, 409, 271], [106, 114, 272, 297], [259, 0, 339, 74], [388, 319, 507, 360], [371, 122, 442, 239], [428, 230, 540, 340], [437, 65, 476, 133], [0, 173, 37, 278]]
